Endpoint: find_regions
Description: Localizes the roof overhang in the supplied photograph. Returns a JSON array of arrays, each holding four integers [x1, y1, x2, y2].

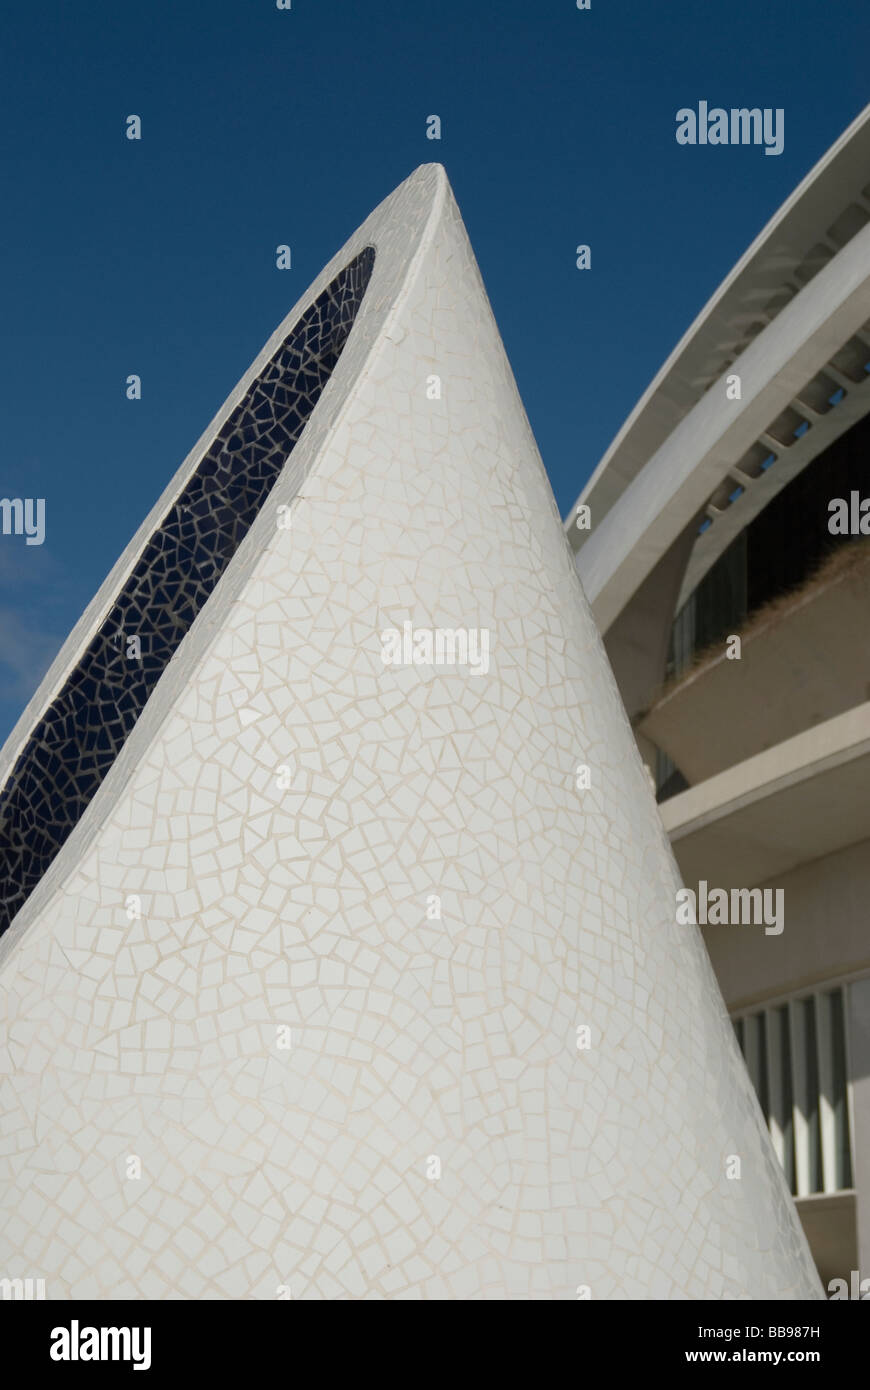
[[566, 103, 870, 549]]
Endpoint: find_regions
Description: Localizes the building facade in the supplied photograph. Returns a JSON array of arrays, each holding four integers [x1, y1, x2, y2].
[[567, 104, 870, 1293]]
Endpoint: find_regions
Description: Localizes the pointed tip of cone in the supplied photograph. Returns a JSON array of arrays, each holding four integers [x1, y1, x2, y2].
[[408, 161, 449, 187]]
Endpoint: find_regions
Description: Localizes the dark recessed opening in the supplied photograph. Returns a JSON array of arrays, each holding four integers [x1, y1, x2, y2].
[[0, 248, 375, 939]]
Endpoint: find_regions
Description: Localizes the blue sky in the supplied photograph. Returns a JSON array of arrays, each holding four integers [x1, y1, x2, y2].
[[0, 0, 867, 740]]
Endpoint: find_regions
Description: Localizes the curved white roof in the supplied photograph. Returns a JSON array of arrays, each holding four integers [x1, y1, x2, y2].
[[567, 103, 870, 552]]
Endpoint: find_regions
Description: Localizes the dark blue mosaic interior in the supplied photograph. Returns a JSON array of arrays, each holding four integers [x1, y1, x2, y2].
[[0, 248, 375, 939]]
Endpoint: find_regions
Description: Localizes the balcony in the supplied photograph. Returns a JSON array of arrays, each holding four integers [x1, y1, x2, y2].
[[640, 539, 870, 785]]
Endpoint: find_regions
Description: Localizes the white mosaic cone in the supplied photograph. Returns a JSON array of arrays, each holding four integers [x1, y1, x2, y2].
[[0, 166, 821, 1299]]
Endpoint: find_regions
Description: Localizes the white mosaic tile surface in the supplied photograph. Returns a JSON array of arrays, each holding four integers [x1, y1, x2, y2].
[[0, 166, 822, 1299]]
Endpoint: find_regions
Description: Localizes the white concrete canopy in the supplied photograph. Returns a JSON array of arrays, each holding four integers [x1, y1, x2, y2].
[[579, 217, 870, 632], [567, 103, 870, 555]]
